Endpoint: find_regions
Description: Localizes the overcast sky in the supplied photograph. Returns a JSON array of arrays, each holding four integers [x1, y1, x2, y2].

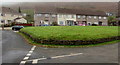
[[0, 0, 119, 5], [1, 0, 120, 2]]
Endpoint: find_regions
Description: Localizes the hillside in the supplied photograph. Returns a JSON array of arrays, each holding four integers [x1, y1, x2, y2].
[[3, 2, 118, 14]]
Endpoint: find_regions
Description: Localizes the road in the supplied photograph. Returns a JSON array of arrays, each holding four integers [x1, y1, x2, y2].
[[1, 30, 119, 65]]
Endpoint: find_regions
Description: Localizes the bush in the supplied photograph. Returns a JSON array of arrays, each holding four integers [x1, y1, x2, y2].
[[92, 24, 98, 26], [51, 22, 58, 26]]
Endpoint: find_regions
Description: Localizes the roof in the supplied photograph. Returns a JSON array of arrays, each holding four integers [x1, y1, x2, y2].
[[2, 7, 21, 15], [35, 7, 107, 16]]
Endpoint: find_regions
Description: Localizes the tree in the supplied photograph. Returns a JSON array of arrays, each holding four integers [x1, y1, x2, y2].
[[18, 7, 21, 13], [108, 16, 117, 26]]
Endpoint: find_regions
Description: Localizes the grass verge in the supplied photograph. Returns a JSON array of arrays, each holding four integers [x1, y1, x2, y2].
[[18, 32, 120, 48]]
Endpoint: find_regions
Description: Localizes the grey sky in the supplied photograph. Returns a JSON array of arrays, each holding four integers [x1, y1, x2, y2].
[[1, 0, 120, 2], [1, 0, 119, 5]]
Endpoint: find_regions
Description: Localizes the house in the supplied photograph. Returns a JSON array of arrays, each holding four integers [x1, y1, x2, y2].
[[14, 17, 27, 24], [0, 7, 27, 25], [117, 1, 120, 26], [34, 8, 108, 26]]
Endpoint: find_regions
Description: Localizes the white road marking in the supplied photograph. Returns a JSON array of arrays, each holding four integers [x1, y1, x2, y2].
[[51, 53, 83, 59], [29, 50, 33, 53], [27, 54, 31, 56], [20, 61, 26, 65], [20, 46, 36, 65], [23, 57, 29, 60], [32, 59, 38, 64], [27, 53, 83, 62]]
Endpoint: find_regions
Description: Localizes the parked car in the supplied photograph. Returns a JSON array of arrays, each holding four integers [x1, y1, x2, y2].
[[12, 26, 24, 31], [41, 24, 49, 26]]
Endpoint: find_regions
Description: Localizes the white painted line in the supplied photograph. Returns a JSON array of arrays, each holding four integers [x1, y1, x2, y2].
[[32, 59, 38, 64], [23, 57, 29, 60], [29, 50, 33, 53], [51, 53, 83, 59], [27, 53, 83, 62], [27, 58, 47, 62], [26, 54, 31, 56], [20, 61, 26, 64], [20, 46, 37, 65]]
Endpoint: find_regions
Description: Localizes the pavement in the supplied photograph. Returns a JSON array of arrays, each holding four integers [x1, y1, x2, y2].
[[1, 30, 119, 65], [0, 27, 12, 30]]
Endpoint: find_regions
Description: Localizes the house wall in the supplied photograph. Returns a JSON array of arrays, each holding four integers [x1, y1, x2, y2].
[[57, 14, 76, 25], [0, 13, 23, 25], [16, 18, 27, 23], [34, 13, 108, 26], [76, 15, 108, 26], [34, 13, 57, 26]]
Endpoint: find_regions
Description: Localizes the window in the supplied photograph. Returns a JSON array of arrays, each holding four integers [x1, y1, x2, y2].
[[36, 14, 42, 16], [103, 17, 107, 19], [1, 20, 5, 23], [89, 16, 92, 18], [68, 15, 71, 18], [45, 14, 49, 17], [59, 15, 62, 18], [94, 16, 97, 19], [59, 21, 64, 25], [99, 16, 102, 19], [72, 15, 75, 18], [66, 15, 69, 18], [1, 14, 4, 16], [83, 15, 86, 18], [52, 14, 56, 17], [77, 15, 81, 18]]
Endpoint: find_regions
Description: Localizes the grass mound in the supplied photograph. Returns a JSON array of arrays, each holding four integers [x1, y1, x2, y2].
[[20, 26, 119, 45]]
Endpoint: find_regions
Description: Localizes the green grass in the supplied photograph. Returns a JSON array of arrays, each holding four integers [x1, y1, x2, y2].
[[18, 32, 120, 48], [20, 26, 119, 41]]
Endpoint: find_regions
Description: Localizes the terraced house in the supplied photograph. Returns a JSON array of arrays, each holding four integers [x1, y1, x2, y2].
[[34, 8, 108, 26], [0, 7, 27, 26]]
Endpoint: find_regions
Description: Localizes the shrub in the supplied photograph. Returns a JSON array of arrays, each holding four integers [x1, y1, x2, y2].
[[92, 24, 98, 26], [51, 22, 58, 26]]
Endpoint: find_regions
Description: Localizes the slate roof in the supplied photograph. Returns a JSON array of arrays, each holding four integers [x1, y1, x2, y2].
[[35, 7, 107, 16], [2, 7, 21, 15]]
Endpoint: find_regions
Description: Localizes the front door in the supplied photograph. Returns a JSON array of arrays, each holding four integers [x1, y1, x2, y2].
[[98, 21, 102, 26], [82, 21, 87, 25], [67, 20, 74, 26]]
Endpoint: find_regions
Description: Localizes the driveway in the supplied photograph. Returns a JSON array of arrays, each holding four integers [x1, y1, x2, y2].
[[1, 30, 119, 65]]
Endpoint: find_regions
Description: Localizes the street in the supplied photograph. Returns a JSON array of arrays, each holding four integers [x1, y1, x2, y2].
[[1, 30, 119, 65]]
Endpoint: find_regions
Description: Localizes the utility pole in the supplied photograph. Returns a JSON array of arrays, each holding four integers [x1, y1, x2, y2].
[[18, 6, 21, 13]]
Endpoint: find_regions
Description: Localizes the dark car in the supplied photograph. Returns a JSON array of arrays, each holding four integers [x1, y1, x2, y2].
[[12, 26, 24, 31], [41, 24, 49, 26]]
